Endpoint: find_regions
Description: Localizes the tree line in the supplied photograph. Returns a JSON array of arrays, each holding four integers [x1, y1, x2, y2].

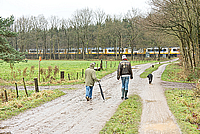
[[2, 0, 200, 71]]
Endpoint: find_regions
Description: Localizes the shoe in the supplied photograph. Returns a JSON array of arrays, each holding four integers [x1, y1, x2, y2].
[[125, 97, 128, 100], [86, 96, 90, 101], [121, 97, 124, 100]]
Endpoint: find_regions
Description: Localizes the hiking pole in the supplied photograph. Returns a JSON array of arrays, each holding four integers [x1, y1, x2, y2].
[[98, 81, 105, 100]]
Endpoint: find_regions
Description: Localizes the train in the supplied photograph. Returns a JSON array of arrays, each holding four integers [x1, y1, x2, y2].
[[25, 47, 180, 59]]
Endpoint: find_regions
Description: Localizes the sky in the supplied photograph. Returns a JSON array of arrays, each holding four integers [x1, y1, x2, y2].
[[1, 0, 151, 19]]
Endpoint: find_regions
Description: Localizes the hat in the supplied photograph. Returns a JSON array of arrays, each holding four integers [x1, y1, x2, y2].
[[122, 55, 127, 60], [90, 62, 96, 67]]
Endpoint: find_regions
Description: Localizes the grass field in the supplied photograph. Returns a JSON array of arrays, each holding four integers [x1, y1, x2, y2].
[[0, 60, 118, 86], [0, 59, 157, 86]]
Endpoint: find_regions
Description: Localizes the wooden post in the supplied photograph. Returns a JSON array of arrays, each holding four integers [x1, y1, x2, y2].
[[68, 73, 70, 80], [15, 83, 19, 98], [38, 56, 41, 83], [77, 72, 78, 79], [97, 64, 98, 71], [82, 69, 84, 78], [106, 61, 107, 68], [23, 78, 28, 97], [61, 71, 64, 80], [100, 59, 103, 70], [4, 90, 8, 102], [34, 78, 39, 92]]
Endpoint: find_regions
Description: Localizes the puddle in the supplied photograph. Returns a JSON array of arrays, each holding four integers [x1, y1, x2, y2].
[[0, 126, 9, 129], [145, 100, 157, 103], [105, 97, 111, 100]]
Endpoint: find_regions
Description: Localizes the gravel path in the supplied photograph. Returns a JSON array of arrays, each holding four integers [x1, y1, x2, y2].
[[1, 58, 192, 134]]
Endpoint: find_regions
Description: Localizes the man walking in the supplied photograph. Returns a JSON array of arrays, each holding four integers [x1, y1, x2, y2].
[[117, 55, 133, 100], [85, 62, 100, 101]]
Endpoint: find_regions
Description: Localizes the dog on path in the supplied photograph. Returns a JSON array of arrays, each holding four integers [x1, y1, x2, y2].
[[147, 74, 153, 84]]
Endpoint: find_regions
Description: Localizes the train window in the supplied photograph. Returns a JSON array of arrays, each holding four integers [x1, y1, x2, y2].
[[71, 50, 77, 52], [117, 50, 123, 52], [147, 49, 153, 52], [162, 49, 167, 52], [173, 49, 177, 51], [29, 49, 37, 53], [154, 49, 159, 52], [92, 50, 96, 52]]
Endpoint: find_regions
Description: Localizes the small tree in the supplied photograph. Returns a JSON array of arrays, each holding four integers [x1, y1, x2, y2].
[[0, 16, 25, 63]]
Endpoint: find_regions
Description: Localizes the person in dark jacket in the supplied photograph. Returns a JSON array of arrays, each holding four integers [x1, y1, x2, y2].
[[147, 74, 153, 84], [85, 62, 100, 101], [117, 55, 133, 100]]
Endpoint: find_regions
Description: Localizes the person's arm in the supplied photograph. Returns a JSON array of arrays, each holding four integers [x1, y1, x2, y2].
[[129, 62, 133, 79], [117, 63, 121, 80]]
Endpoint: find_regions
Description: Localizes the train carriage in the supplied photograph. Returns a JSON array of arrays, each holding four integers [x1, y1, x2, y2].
[[26, 46, 180, 59]]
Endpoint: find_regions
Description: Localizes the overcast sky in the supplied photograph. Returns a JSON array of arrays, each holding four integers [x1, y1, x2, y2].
[[1, 0, 151, 19]]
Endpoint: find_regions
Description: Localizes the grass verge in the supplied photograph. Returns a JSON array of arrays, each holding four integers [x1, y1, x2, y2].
[[100, 94, 142, 134], [140, 63, 164, 78], [161, 62, 199, 83], [0, 89, 65, 120], [165, 89, 200, 133], [163, 62, 200, 133]]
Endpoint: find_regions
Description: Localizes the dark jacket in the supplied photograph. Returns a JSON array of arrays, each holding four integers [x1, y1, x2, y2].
[[117, 60, 133, 80], [85, 65, 99, 86]]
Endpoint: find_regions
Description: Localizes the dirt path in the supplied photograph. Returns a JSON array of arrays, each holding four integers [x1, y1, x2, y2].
[[1, 58, 192, 134]]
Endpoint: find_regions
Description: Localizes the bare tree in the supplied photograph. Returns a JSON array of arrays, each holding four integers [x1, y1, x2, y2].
[[147, 0, 200, 69], [94, 8, 106, 58]]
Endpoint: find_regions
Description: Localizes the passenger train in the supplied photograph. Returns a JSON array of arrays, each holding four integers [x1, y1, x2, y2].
[[26, 47, 180, 58]]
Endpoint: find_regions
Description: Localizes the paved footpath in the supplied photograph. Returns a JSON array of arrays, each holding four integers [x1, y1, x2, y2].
[[129, 59, 182, 134]]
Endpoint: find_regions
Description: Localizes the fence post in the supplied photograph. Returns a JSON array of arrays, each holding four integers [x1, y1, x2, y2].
[[15, 83, 19, 98], [68, 73, 70, 80], [100, 59, 103, 70], [23, 78, 28, 97], [82, 69, 84, 78], [106, 61, 107, 68], [61, 71, 64, 81], [34, 78, 39, 92], [4, 90, 8, 102], [77, 72, 78, 79], [97, 64, 98, 71]]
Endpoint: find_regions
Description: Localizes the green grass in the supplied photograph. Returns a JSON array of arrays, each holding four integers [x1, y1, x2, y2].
[[162, 62, 200, 133], [0, 60, 120, 86], [161, 62, 198, 83], [0, 59, 157, 86], [165, 89, 200, 133], [0, 89, 65, 120], [140, 63, 164, 78], [100, 95, 142, 134]]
